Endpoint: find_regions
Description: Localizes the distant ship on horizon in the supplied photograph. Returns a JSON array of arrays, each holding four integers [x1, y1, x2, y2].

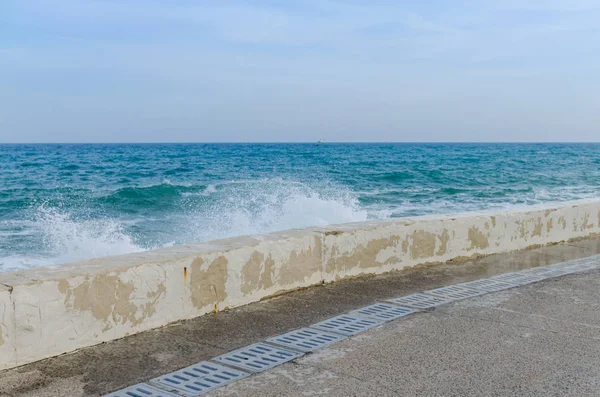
[[316, 139, 325, 147]]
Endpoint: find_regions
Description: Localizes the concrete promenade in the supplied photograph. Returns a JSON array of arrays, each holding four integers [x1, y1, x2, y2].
[[211, 262, 600, 396], [2, 237, 600, 396]]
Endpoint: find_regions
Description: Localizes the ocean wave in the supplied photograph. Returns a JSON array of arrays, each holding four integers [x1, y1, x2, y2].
[[32, 204, 147, 265], [193, 178, 369, 237], [177, 179, 372, 243], [3, 142, 600, 272], [0, 179, 373, 270]]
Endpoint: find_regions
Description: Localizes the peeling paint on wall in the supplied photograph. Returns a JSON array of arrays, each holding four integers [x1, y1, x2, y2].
[[4, 200, 600, 371], [59, 275, 141, 330], [516, 220, 529, 239], [436, 229, 450, 256], [546, 218, 553, 233], [241, 251, 274, 294], [0, 298, 6, 348], [59, 272, 166, 332], [0, 288, 15, 370], [580, 213, 594, 231], [559, 216, 567, 229], [279, 239, 321, 286], [532, 218, 543, 237], [468, 227, 490, 250], [190, 256, 228, 309], [409, 231, 436, 259], [326, 235, 401, 273]]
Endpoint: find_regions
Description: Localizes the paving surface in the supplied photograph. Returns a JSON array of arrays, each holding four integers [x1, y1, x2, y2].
[[209, 269, 600, 397], [2, 237, 600, 396]]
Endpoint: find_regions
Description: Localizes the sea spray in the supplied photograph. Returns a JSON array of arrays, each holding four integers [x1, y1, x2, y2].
[[2, 143, 600, 271], [0, 179, 371, 270], [180, 179, 371, 243], [35, 203, 147, 264]]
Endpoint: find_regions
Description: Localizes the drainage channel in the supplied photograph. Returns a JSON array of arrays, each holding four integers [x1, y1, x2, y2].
[[105, 254, 600, 397]]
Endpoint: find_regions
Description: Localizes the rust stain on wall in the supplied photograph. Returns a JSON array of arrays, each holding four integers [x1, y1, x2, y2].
[[190, 256, 228, 309]]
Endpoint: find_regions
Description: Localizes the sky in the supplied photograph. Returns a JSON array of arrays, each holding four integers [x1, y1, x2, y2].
[[1, 0, 600, 143]]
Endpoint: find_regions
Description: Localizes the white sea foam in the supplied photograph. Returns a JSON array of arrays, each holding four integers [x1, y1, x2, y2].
[[3, 179, 597, 272], [180, 179, 374, 243], [0, 180, 375, 270], [0, 205, 148, 270]]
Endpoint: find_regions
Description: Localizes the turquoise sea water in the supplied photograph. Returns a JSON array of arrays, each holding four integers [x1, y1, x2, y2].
[[1, 143, 600, 271]]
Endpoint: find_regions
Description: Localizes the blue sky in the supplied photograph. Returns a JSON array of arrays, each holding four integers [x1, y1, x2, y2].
[[1, 0, 599, 142]]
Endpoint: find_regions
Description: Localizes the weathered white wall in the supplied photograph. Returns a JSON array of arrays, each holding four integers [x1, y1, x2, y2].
[[1, 200, 599, 370], [321, 202, 600, 280], [0, 284, 16, 369]]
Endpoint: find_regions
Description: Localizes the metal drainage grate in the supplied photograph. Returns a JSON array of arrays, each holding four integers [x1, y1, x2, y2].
[[459, 278, 517, 293], [310, 314, 382, 336], [266, 328, 346, 353], [424, 285, 486, 301], [386, 293, 452, 309], [349, 303, 416, 322], [213, 342, 303, 373], [104, 383, 178, 397], [151, 361, 249, 396], [490, 272, 544, 285]]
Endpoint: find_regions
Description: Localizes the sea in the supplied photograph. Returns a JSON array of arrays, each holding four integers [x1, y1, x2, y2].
[[1, 143, 600, 272]]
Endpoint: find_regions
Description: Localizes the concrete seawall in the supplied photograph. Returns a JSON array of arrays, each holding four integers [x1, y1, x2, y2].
[[1, 200, 600, 370]]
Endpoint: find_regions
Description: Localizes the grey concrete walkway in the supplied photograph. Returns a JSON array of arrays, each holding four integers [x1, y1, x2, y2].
[[2, 237, 600, 396], [209, 268, 600, 396]]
